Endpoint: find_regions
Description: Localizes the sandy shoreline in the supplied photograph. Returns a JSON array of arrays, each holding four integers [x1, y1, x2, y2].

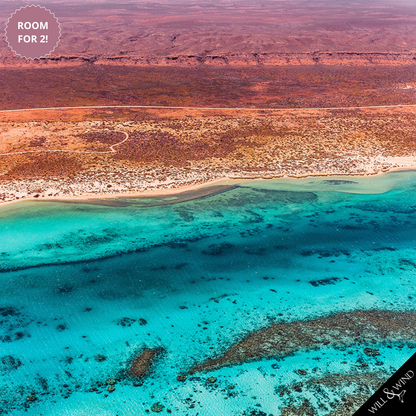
[[1, 163, 415, 209]]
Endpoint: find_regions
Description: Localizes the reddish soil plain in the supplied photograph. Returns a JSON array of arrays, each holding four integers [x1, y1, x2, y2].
[[0, 65, 416, 110]]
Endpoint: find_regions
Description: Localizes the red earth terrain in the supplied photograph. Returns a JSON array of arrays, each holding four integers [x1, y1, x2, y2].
[[1, 0, 416, 67]]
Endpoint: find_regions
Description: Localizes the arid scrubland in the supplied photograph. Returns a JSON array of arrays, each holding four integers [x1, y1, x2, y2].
[[1, 107, 416, 203]]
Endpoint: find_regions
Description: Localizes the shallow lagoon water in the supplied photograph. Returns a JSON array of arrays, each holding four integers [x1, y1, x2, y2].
[[1, 171, 416, 415]]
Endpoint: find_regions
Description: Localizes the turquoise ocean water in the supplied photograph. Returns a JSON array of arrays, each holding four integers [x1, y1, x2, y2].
[[1, 171, 416, 415]]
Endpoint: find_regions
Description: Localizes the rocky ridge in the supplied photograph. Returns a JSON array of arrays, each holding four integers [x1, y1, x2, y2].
[[1, 52, 416, 68]]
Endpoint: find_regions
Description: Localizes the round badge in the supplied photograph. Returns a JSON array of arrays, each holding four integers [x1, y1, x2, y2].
[[5, 5, 61, 60]]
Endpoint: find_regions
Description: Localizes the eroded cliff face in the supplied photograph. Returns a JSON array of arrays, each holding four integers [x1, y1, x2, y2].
[[1, 52, 416, 68]]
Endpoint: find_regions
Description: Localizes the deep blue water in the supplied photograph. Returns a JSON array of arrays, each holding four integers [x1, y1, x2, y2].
[[1, 172, 416, 415]]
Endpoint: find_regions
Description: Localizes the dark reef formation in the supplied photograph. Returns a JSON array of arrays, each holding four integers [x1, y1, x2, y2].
[[128, 348, 163, 378], [190, 310, 416, 373]]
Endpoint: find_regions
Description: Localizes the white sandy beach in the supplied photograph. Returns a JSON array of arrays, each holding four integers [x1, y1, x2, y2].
[[1, 155, 415, 208]]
